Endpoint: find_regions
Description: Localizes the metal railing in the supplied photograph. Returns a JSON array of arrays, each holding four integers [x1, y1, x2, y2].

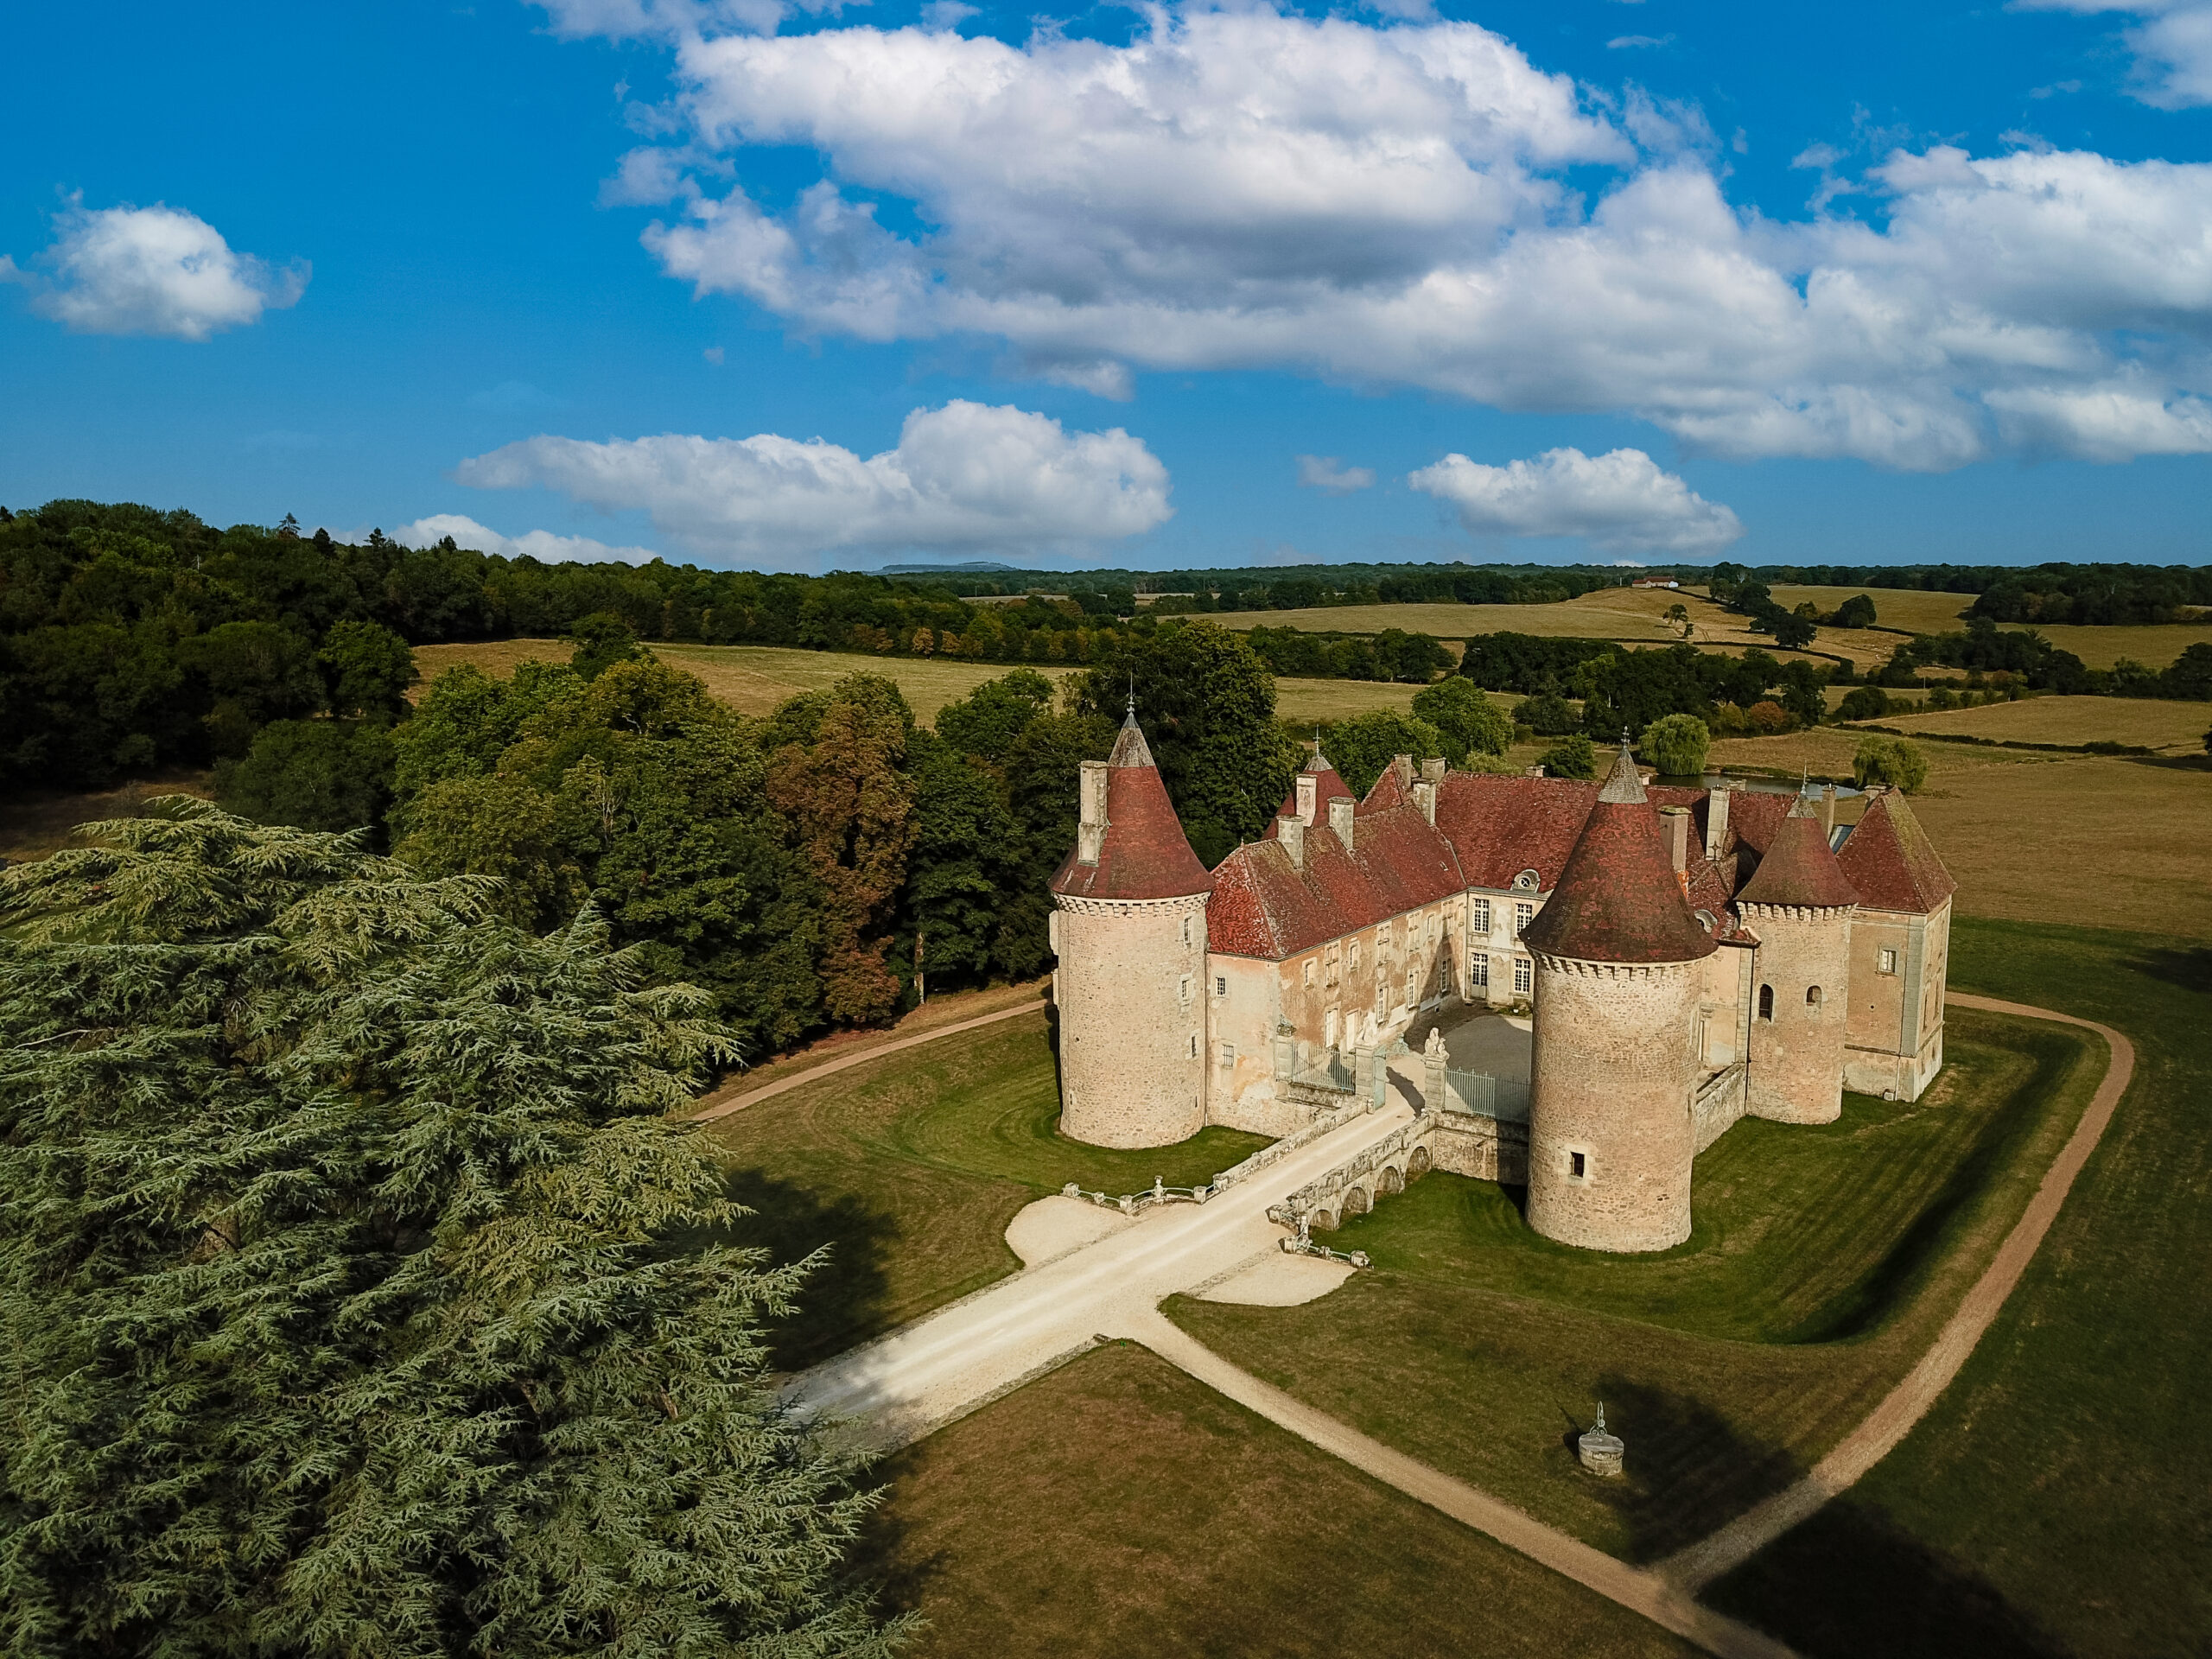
[[1440, 1068, 1530, 1123]]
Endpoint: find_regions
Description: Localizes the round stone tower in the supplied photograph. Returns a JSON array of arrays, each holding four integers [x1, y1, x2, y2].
[[1522, 741, 1717, 1253], [1738, 797, 1859, 1124], [1048, 704, 1213, 1148]]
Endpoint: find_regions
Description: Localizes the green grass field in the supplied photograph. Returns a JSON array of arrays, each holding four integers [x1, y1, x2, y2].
[[705, 1011, 1267, 1368], [861, 1342, 1700, 1659], [1167, 1008, 2098, 1560], [1705, 919, 2212, 1658]]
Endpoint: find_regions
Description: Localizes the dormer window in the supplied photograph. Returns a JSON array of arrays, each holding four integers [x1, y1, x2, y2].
[[1512, 868, 1541, 892], [1694, 909, 1717, 934]]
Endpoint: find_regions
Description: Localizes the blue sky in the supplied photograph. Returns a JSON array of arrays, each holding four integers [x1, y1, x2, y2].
[[3, 0, 2209, 572]]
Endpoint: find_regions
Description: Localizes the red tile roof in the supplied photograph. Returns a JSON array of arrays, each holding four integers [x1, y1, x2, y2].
[[1048, 716, 1213, 903], [1520, 746, 1719, 964], [1738, 800, 1861, 909], [1837, 791, 1956, 913], [1206, 797, 1466, 959], [1431, 772, 1602, 891]]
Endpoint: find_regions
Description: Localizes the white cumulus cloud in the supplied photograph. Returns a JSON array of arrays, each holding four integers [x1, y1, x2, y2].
[[2013, 2, 2212, 108], [394, 514, 659, 565], [1296, 454, 1376, 493], [3, 201, 306, 340], [1408, 446, 1744, 554], [566, 6, 2212, 469], [453, 400, 1172, 565]]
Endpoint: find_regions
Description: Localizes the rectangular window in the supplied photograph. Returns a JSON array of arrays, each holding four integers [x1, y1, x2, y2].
[[1217, 1042, 1236, 1068], [1878, 947, 1899, 975], [1180, 916, 1191, 947], [1302, 960, 1315, 988], [1215, 976, 1226, 997], [1350, 942, 1361, 972], [1514, 902, 1534, 938], [1471, 898, 1491, 933], [1179, 975, 1192, 1008], [1190, 1033, 1198, 1058], [1570, 1151, 1586, 1179], [1325, 943, 1339, 985], [1470, 953, 1491, 988], [1513, 957, 1533, 996]]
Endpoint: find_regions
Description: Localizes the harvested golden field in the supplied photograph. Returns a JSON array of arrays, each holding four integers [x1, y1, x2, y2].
[[2029, 620, 2212, 671], [1272, 677, 1421, 723], [1761, 585, 1974, 635], [1711, 727, 2212, 938], [1869, 696, 2212, 752], [410, 640, 1078, 726], [0, 770, 214, 866], [1209, 587, 1896, 671]]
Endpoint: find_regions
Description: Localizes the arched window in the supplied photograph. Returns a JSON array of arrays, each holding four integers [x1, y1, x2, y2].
[[1758, 983, 1775, 1021], [1807, 985, 1823, 1009]]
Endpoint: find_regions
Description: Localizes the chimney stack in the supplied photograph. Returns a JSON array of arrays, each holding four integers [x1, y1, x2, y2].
[[1278, 812, 1306, 870], [1421, 757, 1446, 785], [1821, 783, 1838, 836], [1295, 771, 1318, 826], [1077, 760, 1109, 864], [1391, 753, 1415, 790], [1704, 783, 1732, 862], [1413, 779, 1437, 826], [1328, 797, 1356, 850], [1659, 804, 1691, 874]]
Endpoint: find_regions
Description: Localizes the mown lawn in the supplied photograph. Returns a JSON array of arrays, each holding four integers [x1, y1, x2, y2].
[[1708, 918, 2212, 1659], [860, 1341, 1700, 1659], [707, 1010, 1268, 1368], [1166, 1006, 2101, 1561]]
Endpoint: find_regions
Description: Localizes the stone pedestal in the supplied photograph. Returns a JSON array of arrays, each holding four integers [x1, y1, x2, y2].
[[1577, 1427, 1625, 1478]]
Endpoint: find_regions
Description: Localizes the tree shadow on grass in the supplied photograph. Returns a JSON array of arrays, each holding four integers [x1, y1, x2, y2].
[[715, 1167, 901, 1372], [844, 1447, 941, 1631], [1789, 1028, 2078, 1344], [1706, 1496, 2074, 1658], [2127, 944, 2212, 998], [1567, 1378, 1803, 1564]]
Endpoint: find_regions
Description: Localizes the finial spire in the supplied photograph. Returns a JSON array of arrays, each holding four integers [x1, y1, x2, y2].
[[1124, 673, 1136, 726]]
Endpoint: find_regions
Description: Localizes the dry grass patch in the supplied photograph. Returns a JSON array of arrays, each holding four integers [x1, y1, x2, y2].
[[1211, 588, 1878, 670], [1761, 586, 1975, 636], [1273, 677, 1424, 722], [411, 639, 1078, 725], [2028, 620, 2212, 671], [1869, 695, 2212, 752], [863, 1341, 1701, 1659], [0, 770, 215, 866]]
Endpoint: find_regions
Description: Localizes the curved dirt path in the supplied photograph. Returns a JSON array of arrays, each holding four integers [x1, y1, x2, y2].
[[690, 996, 1045, 1124], [1656, 993, 2133, 1592]]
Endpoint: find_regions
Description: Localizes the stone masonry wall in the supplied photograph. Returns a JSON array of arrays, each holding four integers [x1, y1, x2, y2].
[[1744, 902, 1855, 1124], [1842, 899, 1948, 1103], [1054, 892, 1209, 1147], [1527, 955, 1700, 1252]]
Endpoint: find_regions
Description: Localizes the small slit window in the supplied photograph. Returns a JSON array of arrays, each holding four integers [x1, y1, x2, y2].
[[1806, 985, 1823, 1008], [1569, 1151, 1587, 1179], [1758, 983, 1775, 1021]]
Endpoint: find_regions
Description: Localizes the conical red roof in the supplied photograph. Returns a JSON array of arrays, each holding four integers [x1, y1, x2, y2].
[[1049, 713, 1213, 901], [1520, 743, 1717, 964], [1836, 790, 1955, 912], [1737, 798, 1859, 910]]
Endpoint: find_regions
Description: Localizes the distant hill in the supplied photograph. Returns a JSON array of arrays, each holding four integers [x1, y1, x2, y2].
[[875, 559, 1032, 575]]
